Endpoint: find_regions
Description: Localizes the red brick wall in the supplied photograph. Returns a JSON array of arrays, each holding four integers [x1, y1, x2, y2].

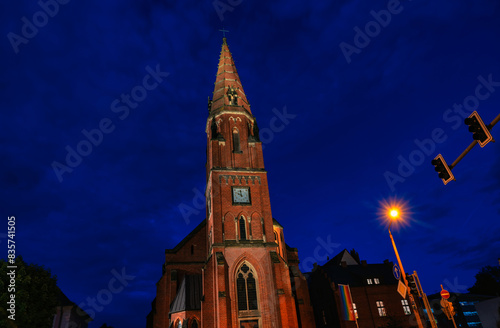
[[351, 285, 413, 328]]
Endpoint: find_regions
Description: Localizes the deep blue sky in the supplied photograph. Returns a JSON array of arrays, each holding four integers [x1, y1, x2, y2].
[[2, 1, 500, 327]]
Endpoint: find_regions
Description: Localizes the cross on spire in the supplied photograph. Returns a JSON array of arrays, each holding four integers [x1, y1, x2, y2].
[[219, 28, 229, 38]]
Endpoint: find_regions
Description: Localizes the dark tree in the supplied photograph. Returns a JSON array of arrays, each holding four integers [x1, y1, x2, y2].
[[100, 324, 115, 328], [468, 265, 500, 296], [0, 256, 58, 328]]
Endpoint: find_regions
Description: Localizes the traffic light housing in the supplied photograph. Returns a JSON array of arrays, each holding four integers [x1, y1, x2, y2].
[[464, 111, 493, 148], [440, 299, 456, 319], [431, 154, 454, 185], [449, 301, 455, 316], [406, 274, 418, 294]]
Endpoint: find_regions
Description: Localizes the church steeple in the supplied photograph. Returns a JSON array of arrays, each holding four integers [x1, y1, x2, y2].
[[210, 38, 251, 115], [205, 38, 263, 178]]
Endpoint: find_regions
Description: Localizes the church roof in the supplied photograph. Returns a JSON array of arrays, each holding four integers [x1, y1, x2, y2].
[[169, 274, 203, 314], [210, 38, 251, 115], [56, 286, 74, 306], [272, 218, 283, 228], [166, 219, 206, 254]]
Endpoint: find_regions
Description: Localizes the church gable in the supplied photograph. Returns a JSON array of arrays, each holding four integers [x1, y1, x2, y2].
[[165, 219, 207, 264]]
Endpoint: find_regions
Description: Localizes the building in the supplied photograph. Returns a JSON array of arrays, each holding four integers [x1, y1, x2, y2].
[[308, 249, 415, 328], [427, 292, 497, 328], [475, 297, 500, 328], [52, 286, 92, 328], [146, 37, 315, 328]]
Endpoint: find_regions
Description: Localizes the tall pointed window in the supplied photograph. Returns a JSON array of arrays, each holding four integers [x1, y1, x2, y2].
[[236, 263, 259, 312], [239, 216, 246, 240], [233, 129, 241, 153]]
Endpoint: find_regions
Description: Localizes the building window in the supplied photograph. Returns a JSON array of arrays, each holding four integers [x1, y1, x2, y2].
[[239, 217, 246, 240], [376, 301, 387, 317], [401, 299, 411, 315], [374, 278, 380, 284], [353, 303, 359, 319], [236, 263, 259, 312], [233, 129, 241, 152], [191, 319, 199, 328], [367, 278, 373, 285]]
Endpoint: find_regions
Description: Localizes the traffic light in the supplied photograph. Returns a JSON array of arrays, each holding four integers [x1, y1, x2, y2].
[[448, 301, 455, 317], [406, 274, 418, 294], [440, 299, 455, 319], [464, 111, 493, 148], [431, 154, 454, 185]]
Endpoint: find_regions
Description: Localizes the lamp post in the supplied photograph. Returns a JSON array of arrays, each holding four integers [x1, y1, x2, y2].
[[387, 209, 425, 328]]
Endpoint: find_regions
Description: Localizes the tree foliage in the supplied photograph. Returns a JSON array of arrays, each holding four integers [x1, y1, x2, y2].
[[468, 265, 500, 296], [0, 256, 58, 328]]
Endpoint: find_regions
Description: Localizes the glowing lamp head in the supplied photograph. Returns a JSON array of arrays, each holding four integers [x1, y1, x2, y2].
[[378, 197, 412, 229]]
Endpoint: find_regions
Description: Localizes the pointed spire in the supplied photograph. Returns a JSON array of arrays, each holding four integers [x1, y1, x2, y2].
[[211, 38, 251, 114]]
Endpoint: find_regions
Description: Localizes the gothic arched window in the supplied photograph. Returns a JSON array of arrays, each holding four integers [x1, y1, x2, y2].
[[239, 216, 246, 240], [233, 129, 241, 153], [236, 263, 259, 311], [191, 318, 199, 328]]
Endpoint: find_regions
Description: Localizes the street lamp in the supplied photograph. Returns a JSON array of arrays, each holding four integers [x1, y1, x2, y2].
[[386, 206, 425, 328]]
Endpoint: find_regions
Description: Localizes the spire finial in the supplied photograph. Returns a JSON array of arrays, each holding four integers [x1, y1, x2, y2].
[[219, 28, 229, 39]]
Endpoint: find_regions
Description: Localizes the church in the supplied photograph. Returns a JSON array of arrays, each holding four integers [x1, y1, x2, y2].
[[146, 38, 316, 328]]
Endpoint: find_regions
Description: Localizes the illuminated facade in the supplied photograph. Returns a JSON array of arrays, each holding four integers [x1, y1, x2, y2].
[[146, 38, 315, 328]]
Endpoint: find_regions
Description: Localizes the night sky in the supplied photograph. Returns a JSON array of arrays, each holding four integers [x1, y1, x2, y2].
[[2, 1, 500, 327]]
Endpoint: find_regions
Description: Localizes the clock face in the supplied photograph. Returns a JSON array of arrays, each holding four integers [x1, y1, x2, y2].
[[232, 187, 250, 204]]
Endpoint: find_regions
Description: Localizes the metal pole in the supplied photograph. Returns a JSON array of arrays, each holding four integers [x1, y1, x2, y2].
[[414, 271, 438, 328], [388, 226, 424, 328], [450, 140, 477, 169], [451, 315, 458, 328], [487, 112, 500, 129], [389, 227, 407, 284]]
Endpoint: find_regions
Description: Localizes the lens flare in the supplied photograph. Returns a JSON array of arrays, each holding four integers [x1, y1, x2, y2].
[[377, 197, 412, 229]]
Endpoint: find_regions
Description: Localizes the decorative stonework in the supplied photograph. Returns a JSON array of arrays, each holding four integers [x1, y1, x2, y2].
[[270, 252, 280, 263], [229, 116, 242, 122], [216, 252, 225, 265], [219, 175, 261, 185]]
